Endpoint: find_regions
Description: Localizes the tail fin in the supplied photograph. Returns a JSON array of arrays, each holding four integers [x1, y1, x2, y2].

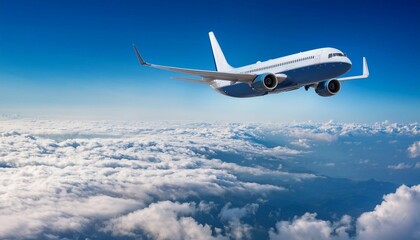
[[208, 32, 233, 72]]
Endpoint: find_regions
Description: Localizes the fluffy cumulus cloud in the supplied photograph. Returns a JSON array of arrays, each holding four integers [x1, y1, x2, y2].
[[104, 201, 261, 240], [269, 213, 352, 240], [356, 184, 420, 240], [408, 141, 420, 158], [269, 184, 420, 240], [219, 203, 259, 239], [104, 201, 219, 240], [0, 119, 419, 239]]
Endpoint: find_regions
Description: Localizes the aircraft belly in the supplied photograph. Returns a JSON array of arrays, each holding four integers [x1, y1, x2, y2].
[[278, 62, 351, 87], [217, 62, 351, 98]]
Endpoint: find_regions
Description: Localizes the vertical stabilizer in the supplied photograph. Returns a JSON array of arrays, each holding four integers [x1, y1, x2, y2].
[[209, 32, 233, 72]]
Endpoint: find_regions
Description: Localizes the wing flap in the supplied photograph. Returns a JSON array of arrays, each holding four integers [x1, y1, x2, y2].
[[172, 77, 213, 84]]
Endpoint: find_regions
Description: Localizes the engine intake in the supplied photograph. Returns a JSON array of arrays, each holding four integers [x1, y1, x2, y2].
[[315, 79, 341, 97], [251, 73, 278, 92]]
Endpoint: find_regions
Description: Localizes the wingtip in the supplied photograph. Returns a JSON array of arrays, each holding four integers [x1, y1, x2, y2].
[[363, 57, 369, 77], [132, 44, 148, 66]]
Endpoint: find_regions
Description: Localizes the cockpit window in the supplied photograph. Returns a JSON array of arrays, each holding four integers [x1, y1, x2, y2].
[[328, 52, 346, 58]]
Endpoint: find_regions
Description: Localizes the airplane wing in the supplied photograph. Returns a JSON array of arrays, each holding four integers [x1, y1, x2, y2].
[[337, 57, 369, 81], [133, 44, 257, 83], [172, 77, 214, 84]]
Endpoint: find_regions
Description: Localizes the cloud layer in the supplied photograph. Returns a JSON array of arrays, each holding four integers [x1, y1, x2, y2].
[[0, 120, 312, 239], [0, 120, 418, 239]]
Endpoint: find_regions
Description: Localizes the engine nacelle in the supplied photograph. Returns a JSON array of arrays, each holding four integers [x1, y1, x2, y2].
[[251, 73, 278, 92], [315, 79, 341, 97]]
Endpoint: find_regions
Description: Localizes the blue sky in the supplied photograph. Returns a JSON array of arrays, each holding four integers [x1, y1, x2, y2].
[[0, 0, 419, 122], [1, 2, 420, 238]]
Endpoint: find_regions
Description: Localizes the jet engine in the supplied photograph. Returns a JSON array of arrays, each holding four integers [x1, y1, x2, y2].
[[315, 79, 341, 97], [251, 73, 278, 92]]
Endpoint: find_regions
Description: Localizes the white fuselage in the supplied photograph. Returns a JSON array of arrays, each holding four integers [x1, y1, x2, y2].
[[212, 47, 352, 97]]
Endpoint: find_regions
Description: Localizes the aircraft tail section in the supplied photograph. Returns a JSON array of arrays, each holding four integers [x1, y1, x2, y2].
[[209, 32, 233, 72]]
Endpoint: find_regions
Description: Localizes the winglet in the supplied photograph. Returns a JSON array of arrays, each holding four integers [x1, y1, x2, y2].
[[132, 44, 150, 66], [362, 57, 369, 77]]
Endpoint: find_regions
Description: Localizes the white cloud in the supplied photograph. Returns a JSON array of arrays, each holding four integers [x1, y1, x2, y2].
[[224, 219, 253, 240], [407, 141, 420, 158], [219, 203, 258, 222], [356, 184, 420, 240], [247, 121, 418, 151], [269, 184, 420, 240], [219, 203, 259, 240], [103, 201, 221, 240], [0, 195, 141, 239], [359, 159, 370, 165], [104, 201, 261, 240], [290, 139, 311, 148], [269, 213, 351, 240], [387, 162, 411, 170]]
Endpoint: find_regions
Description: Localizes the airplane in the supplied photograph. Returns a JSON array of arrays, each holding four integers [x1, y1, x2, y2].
[[133, 32, 369, 98]]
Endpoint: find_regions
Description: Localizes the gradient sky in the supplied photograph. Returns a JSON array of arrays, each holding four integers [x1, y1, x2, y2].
[[0, 0, 419, 122]]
